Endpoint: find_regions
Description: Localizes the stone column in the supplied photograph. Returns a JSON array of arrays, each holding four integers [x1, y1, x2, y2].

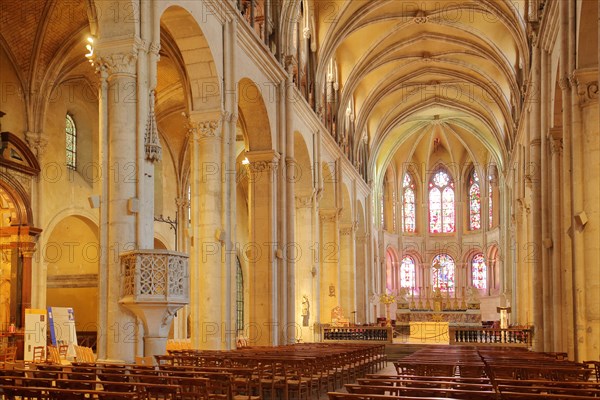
[[529, 38, 544, 352], [319, 209, 339, 323], [558, 0, 577, 358], [246, 150, 280, 346], [355, 232, 368, 324], [187, 114, 224, 350], [172, 196, 189, 340], [24, 132, 47, 310], [573, 69, 599, 360], [339, 223, 355, 320], [549, 129, 564, 351], [295, 194, 314, 341], [19, 241, 36, 326], [95, 40, 141, 362]]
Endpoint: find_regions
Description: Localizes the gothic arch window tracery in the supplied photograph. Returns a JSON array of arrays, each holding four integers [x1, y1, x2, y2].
[[65, 114, 77, 170], [471, 253, 487, 289], [429, 168, 455, 233], [469, 169, 481, 230], [400, 255, 416, 292], [402, 173, 416, 233]]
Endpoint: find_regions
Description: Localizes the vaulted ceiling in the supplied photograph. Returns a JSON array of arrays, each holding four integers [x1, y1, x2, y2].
[[314, 0, 529, 175]]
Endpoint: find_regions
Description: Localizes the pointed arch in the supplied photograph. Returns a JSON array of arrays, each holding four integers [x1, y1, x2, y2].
[[468, 168, 481, 230], [402, 172, 416, 233], [429, 166, 455, 233]]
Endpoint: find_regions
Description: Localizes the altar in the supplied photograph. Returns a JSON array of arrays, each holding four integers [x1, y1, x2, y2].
[[396, 310, 481, 326], [394, 286, 482, 335]]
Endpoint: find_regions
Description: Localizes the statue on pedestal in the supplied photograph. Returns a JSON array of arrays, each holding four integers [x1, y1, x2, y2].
[[301, 295, 310, 327]]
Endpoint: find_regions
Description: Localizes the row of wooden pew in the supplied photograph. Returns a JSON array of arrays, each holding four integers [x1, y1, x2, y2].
[[0, 343, 387, 400], [326, 346, 600, 400]]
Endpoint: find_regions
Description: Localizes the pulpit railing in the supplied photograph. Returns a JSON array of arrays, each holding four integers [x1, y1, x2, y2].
[[449, 326, 533, 347], [120, 249, 189, 303]]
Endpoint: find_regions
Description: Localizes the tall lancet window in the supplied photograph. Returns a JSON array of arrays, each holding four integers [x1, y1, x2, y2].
[[489, 175, 493, 228], [65, 114, 77, 170], [471, 253, 487, 289], [400, 255, 416, 292], [402, 173, 416, 232], [469, 169, 481, 230], [429, 168, 454, 233]]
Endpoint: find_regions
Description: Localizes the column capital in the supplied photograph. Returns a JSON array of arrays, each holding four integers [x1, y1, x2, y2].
[[186, 112, 222, 141], [550, 137, 563, 155], [295, 195, 313, 209], [245, 150, 280, 174], [530, 138, 542, 147], [94, 37, 142, 76], [175, 196, 189, 209], [572, 68, 599, 107], [25, 131, 48, 160], [339, 224, 354, 236], [319, 208, 339, 223], [558, 76, 571, 91]]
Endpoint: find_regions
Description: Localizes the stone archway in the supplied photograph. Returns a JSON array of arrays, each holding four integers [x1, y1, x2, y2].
[[0, 132, 41, 330]]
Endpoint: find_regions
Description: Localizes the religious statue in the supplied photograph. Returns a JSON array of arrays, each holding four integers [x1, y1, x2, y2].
[[331, 305, 349, 326], [301, 295, 310, 327], [397, 287, 409, 304], [466, 286, 480, 303], [329, 283, 335, 297]]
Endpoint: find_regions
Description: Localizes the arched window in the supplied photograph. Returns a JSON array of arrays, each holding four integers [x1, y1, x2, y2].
[[471, 253, 487, 289], [429, 169, 455, 233], [65, 114, 77, 170], [187, 185, 191, 223], [392, 185, 397, 232], [489, 175, 493, 228], [400, 256, 416, 291], [432, 254, 455, 292], [236, 256, 244, 333], [469, 169, 481, 230], [402, 174, 416, 232]]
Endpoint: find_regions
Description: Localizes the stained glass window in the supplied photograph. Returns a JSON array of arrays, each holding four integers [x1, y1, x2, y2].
[[392, 186, 397, 232], [380, 191, 385, 228], [400, 256, 416, 291], [489, 176, 493, 228], [236, 257, 244, 333], [65, 114, 76, 170], [471, 253, 487, 289], [432, 254, 455, 292], [429, 169, 454, 233], [402, 174, 416, 232], [469, 170, 481, 230]]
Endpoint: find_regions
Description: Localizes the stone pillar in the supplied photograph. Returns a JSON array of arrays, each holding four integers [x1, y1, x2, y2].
[[19, 242, 36, 326], [529, 40, 544, 352], [24, 132, 47, 311], [187, 115, 224, 350], [540, 48, 552, 351], [573, 69, 599, 360], [319, 209, 339, 323], [355, 232, 368, 324], [172, 196, 189, 340], [549, 129, 564, 351], [558, 0, 577, 358], [246, 150, 280, 346], [95, 41, 141, 363], [339, 224, 355, 320], [295, 195, 314, 341]]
